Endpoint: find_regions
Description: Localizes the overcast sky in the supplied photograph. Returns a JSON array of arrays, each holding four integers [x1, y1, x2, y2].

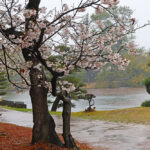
[[40, 0, 150, 50], [119, 0, 150, 50]]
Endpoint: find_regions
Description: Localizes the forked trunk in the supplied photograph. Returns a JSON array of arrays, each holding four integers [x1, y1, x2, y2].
[[62, 98, 80, 149], [29, 65, 63, 147]]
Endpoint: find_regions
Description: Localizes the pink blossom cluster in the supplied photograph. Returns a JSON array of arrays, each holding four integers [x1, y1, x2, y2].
[[23, 9, 37, 18], [102, 0, 120, 6], [0, 0, 137, 92], [58, 81, 76, 93]]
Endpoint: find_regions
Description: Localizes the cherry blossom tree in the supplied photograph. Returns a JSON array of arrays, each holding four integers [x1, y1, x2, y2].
[[0, 0, 147, 149]]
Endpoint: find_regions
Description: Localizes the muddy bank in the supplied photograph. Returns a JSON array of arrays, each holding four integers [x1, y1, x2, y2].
[[1, 108, 150, 150]]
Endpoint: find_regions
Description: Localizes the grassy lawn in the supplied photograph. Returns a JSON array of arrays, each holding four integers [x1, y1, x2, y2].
[[72, 107, 150, 124], [0, 105, 32, 112], [1, 105, 150, 124]]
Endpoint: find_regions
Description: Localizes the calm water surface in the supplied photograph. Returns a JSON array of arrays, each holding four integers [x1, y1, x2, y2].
[[3, 88, 150, 112]]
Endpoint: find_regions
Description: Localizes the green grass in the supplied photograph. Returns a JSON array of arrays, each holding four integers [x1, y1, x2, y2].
[[2, 105, 150, 124], [0, 106, 32, 112], [50, 111, 62, 116], [72, 107, 150, 124]]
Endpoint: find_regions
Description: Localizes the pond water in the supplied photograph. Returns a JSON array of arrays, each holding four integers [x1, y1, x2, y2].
[[3, 88, 150, 112]]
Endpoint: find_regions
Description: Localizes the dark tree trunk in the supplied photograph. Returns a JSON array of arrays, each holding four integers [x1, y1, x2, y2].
[[23, 0, 63, 147], [51, 96, 61, 111], [62, 97, 79, 149], [29, 62, 63, 147]]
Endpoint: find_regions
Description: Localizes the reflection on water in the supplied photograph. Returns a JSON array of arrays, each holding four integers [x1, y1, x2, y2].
[[3, 88, 150, 112]]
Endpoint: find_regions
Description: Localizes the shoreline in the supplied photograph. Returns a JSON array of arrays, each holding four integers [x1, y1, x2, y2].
[[1, 106, 150, 125], [87, 87, 147, 95]]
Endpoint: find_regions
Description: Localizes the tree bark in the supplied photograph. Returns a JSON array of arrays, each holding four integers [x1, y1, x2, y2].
[[23, 0, 63, 147], [51, 96, 61, 111], [61, 96, 79, 149], [29, 62, 63, 147]]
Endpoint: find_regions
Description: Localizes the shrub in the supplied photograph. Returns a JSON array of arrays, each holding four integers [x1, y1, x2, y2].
[[141, 100, 150, 107]]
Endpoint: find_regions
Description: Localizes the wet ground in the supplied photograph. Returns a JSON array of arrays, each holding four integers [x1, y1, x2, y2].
[[1, 108, 150, 150]]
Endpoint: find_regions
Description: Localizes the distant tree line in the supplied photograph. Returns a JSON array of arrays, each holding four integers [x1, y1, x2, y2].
[[75, 50, 150, 88]]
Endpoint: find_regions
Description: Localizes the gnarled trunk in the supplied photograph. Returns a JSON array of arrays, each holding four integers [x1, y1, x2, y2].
[[29, 64, 63, 147], [51, 96, 61, 111], [62, 97, 79, 149]]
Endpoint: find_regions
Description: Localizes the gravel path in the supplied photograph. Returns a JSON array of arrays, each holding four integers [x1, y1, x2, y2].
[[1, 108, 150, 150]]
